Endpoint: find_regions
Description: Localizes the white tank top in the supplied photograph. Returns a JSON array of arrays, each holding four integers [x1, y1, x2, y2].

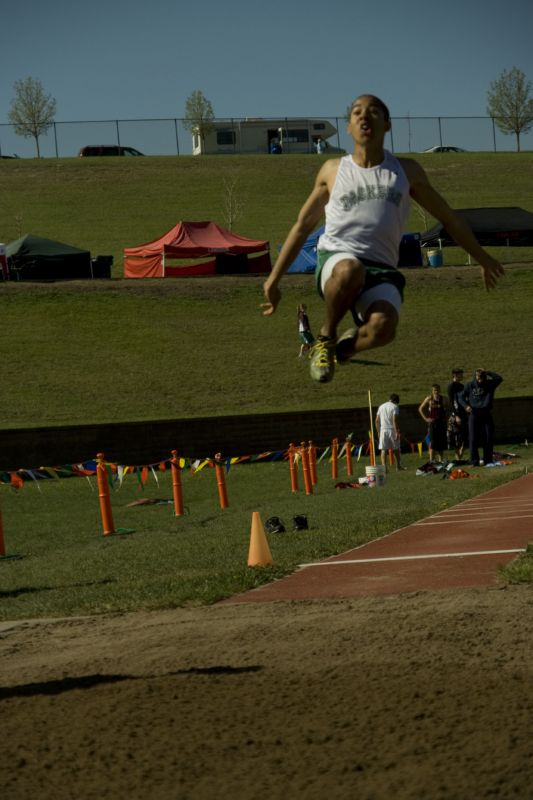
[[318, 151, 410, 267]]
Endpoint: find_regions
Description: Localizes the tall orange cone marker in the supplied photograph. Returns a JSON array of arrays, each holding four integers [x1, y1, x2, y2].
[[388, 448, 394, 466], [171, 450, 184, 516], [331, 437, 339, 480], [247, 512, 273, 567], [368, 434, 376, 466], [96, 453, 116, 536], [300, 441, 313, 495], [308, 440, 318, 485], [345, 438, 353, 476], [0, 499, 6, 557], [368, 390, 376, 466], [288, 443, 299, 493], [0, 494, 24, 561], [214, 453, 229, 509]]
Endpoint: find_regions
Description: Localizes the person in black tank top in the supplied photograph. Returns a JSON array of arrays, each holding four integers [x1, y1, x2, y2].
[[418, 384, 448, 462]]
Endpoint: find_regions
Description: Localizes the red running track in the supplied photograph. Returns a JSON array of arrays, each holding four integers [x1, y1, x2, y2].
[[227, 473, 533, 603]]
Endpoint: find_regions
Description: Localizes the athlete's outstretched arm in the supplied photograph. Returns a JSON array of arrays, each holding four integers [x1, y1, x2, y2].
[[261, 162, 334, 316], [401, 159, 505, 291]]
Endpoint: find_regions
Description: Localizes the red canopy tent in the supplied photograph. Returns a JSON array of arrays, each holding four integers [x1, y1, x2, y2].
[[124, 221, 271, 278]]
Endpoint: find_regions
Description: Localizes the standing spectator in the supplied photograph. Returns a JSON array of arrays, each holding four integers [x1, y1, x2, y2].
[[418, 384, 448, 463], [297, 303, 314, 357], [460, 369, 503, 466], [315, 136, 327, 154], [375, 393, 405, 471], [447, 367, 467, 460]]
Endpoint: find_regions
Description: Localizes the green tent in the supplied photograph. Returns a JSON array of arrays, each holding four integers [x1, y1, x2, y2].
[[6, 234, 93, 280]]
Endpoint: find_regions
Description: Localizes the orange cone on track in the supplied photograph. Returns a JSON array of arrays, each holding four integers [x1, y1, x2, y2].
[[247, 512, 273, 567]]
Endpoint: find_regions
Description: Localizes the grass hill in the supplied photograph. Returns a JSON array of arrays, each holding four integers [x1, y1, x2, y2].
[[1, 154, 533, 618], [1, 153, 532, 429], [2, 152, 533, 270]]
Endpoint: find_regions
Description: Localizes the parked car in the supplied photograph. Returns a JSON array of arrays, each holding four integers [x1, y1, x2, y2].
[[78, 145, 144, 157], [0, 153, 20, 159], [423, 146, 467, 153]]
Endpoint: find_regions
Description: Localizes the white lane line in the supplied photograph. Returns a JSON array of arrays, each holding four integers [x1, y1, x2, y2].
[[426, 508, 533, 519], [444, 504, 533, 512], [414, 514, 533, 525], [443, 501, 533, 509], [460, 497, 533, 502], [298, 548, 526, 568]]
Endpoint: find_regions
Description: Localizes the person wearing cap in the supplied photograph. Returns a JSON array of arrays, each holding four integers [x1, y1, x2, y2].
[[447, 368, 467, 460], [459, 369, 503, 466]]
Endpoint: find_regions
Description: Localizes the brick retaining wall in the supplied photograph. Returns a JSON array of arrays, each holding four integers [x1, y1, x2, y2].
[[0, 397, 531, 471]]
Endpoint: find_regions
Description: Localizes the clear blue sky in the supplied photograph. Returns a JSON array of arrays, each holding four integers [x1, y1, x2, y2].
[[1, 0, 533, 153]]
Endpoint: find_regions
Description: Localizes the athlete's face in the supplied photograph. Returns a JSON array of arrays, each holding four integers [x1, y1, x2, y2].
[[348, 96, 391, 145]]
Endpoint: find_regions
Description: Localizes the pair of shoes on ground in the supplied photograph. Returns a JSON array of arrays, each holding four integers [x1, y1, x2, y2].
[[265, 515, 308, 534], [309, 329, 358, 383]]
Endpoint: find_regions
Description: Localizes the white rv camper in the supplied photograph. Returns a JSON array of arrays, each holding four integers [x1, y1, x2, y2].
[[192, 118, 344, 155]]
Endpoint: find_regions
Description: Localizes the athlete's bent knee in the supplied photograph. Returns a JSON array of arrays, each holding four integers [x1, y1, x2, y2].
[[330, 259, 364, 290]]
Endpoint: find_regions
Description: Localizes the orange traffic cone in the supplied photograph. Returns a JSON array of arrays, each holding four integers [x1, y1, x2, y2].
[[247, 511, 273, 567]]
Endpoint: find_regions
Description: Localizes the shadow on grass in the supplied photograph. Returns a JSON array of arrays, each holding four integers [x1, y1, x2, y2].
[[345, 358, 388, 366]]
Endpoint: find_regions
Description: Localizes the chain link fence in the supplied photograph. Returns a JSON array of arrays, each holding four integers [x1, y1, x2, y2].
[[1, 116, 532, 158]]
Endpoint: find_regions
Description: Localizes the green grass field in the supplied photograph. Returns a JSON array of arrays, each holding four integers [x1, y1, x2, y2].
[[1, 152, 532, 428], [2, 451, 532, 621], [1, 152, 532, 617], [1, 266, 532, 427], [1, 152, 533, 270]]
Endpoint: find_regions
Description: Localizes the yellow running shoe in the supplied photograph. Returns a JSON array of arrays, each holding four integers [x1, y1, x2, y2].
[[309, 336, 336, 383]]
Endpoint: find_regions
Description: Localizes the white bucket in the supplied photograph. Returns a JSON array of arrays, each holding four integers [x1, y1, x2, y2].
[[365, 465, 386, 487]]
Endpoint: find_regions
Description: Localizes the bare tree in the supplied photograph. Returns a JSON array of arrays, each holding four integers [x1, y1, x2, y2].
[[487, 67, 533, 152], [183, 90, 215, 153], [9, 77, 57, 157], [222, 177, 244, 231]]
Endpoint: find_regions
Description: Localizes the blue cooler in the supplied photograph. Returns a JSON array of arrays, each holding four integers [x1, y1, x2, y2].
[[427, 249, 443, 267]]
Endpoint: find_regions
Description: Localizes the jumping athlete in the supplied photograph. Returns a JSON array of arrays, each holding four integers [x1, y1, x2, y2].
[[261, 94, 504, 383]]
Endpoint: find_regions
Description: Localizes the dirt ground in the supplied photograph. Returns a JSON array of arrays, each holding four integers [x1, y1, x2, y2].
[[1, 586, 532, 800]]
